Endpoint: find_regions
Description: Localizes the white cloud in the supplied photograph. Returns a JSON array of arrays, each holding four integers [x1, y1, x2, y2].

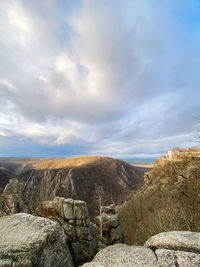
[[0, 0, 199, 156], [0, 79, 18, 93]]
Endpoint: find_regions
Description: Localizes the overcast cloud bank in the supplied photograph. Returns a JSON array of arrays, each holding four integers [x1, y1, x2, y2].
[[0, 0, 200, 158]]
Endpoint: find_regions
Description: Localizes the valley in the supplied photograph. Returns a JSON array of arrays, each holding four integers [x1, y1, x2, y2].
[[0, 156, 146, 218]]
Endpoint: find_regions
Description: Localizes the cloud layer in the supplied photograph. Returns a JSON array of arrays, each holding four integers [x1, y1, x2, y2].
[[0, 0, 200, 157]]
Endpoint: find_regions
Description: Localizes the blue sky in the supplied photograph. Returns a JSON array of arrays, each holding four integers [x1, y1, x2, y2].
[[0, 0, 200, 158]]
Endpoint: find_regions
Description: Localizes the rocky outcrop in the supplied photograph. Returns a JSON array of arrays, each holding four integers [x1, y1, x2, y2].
[[0, 213, 74, 267], [95, 204, 124, 245], [1, 210, 200, 267], [0, 168, 13, 196], [0, 178, 28, 216], [0, 192, 125, 266], [145, 231, 200, 253], [35, 197, 97, 266], [81, 244, 158, 267], [82, 231, 200, 266], [145, 231, 200, 266]]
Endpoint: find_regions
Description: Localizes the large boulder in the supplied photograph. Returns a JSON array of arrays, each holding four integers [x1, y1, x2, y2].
[[0, 213, 74, 267], [81, 244, 158, 267], [145, 231, 200, 253], [155, 249, 200, 267]]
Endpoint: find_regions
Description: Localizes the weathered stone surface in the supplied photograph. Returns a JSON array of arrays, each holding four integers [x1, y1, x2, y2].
[[104, 213, 119, 229], [76, 218, 90, 227], [102, 204, 115, 214], [74, 200, 89, 219], [110, 225, 123, 243], [81, 244, 158, 267], [35, 197, 97, 265], [0, 259, 32, 267], [62, 222, 76, 242], [0, 213, 74, 267], [0, 178, 27, 216], [76, 226, 92, 241], [145, 231, 200, 253], [63, 198, 74, 220], [72, 239, 96, 266], [95, 206, 124, 245], [40, 200, 54, 210], [53, 196, 65, 218], [69, 219, 75, 225], [156, 248, 200, 267]]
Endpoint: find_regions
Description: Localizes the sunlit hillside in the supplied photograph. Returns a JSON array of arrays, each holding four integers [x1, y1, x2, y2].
[[118, 157, 200, 245]]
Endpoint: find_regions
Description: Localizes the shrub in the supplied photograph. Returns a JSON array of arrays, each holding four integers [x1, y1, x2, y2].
[[118, 158, 200, 245]]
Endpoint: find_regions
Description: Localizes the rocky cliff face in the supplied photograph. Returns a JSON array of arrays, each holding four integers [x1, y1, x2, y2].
[[0, 168, 13, 196], [0, 156, 144, 217]]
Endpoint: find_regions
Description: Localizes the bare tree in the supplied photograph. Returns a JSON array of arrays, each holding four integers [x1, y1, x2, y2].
[[95, 185, 104, 239], [98, 190, 103, 239]]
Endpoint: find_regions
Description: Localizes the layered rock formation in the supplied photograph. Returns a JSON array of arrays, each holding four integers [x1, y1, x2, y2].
[[95, 204, 124, 245], [0, 213, 74, 267], [82, 231, 200, 266], [35, 197, 97, 266], [0, 156, 144, 217]]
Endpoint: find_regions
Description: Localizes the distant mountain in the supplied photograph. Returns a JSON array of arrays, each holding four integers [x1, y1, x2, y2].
[[0, 156, 146, 217]]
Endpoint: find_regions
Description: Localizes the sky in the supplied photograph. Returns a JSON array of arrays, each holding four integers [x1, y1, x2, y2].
[[0, 0, 200, 159]]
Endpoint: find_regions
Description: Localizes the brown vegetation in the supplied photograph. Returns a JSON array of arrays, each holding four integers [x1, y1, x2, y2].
[[118, 157, 200, 245]]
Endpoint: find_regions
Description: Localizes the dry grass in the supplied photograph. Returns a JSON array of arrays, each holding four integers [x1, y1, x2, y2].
[[32, 156, 112, 169], [0, 156, 115, 173]]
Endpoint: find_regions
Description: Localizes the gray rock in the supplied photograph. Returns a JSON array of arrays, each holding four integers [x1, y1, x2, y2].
[[95, 205, 124, 245], [63, 198, 74, 220], [81, 244, 158, 267], [62, 222, 76, 242], [102, 204, 115, 214], [72, 239, 96, 266], [35, 197, 97, 265], [156, 248, 200, 267], [145, 231, 200, 253], [53, 197, 65, 218], [110, 225, 123, 243], [74, 200, 89, 219], [40, 200, 54, 210], [0, 213, 74, 267], [103, 213, 119, 229], [0, 178, 26, 215], [76, 226, 93, 241], [76, 218, 90, 227]]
